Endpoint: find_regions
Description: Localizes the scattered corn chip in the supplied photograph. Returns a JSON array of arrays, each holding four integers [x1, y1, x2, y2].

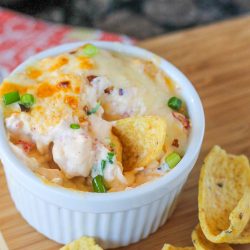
[[162, 244, 194, 250], [113, 116, 166, 171], [192, 224, 233, 249], [60, 236, 103, 250], [199, 145, 250, 243]]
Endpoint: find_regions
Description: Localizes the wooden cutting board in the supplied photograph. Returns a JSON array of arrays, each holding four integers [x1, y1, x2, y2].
[[1, 16, 250, 250]]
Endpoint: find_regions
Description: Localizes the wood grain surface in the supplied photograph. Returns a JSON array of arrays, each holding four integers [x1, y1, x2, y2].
[[1, 16, 250, 250]]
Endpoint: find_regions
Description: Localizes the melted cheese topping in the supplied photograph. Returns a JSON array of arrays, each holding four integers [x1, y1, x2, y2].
[[0, 44, 190, 192]]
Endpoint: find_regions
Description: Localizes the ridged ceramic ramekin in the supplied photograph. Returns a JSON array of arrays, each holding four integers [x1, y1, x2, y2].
[[0, 42, 205, 249]]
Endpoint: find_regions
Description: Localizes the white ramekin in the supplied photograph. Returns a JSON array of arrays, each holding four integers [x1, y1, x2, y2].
[[0, 42, 205, 249]]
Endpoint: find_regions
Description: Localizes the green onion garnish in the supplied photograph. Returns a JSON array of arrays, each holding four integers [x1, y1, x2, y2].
[[87, 103, 100, 115], [107, 152, 115, 164], [165, 152, 181, 169], [81, 44, 98, 57], [20, 93, 35, 108], [168, 96, 182, 111], [70, 123, 80, 129], [3, 91, 20, 105], [101, 160, 106, 172], [92, 175, 107, 193]]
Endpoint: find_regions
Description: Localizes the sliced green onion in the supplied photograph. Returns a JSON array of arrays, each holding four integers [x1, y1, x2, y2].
[[20, 93, 35, 108], [70, 123, 80, 129], [92, 175, 107, 193], [101, 160, 106, 172], [168, 96, 182, 111], [3, 91, 20, 105], [87, 102, 100, 115], [107, 152, 115, 164], [165, 152, 181, 169], [81, 44, 98, 57]]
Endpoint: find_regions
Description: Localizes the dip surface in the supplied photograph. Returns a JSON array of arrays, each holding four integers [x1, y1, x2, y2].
[[0, 44, 190, 192]]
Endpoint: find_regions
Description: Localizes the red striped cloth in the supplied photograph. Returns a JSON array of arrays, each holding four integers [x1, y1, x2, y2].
[[0, 8, 134, 81]]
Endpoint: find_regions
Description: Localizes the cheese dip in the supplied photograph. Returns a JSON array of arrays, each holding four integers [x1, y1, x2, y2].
[[0, 44, 190, 192]]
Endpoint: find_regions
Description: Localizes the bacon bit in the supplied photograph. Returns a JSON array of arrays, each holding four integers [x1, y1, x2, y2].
[[104, 86, 114, 94], [69, 50, 77, 54], [64, 96, 78, 110], [119, 88, 124, 96], [83, 105, 89, 114], [19, 103, 30, 112], [57, 80, 70, 88], [109, 142, 115, 152], [87, 75, 97, 84], [17, 140, 34, 153], [172, 112, 190, 129], [172, 139, 179, 148]]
